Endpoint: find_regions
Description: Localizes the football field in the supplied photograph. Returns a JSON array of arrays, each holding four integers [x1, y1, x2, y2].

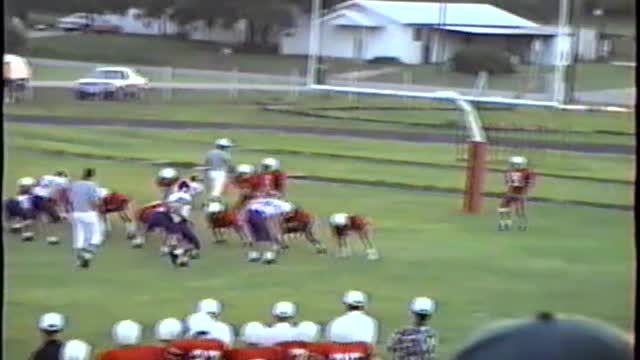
[[2, 95, 635, 359]]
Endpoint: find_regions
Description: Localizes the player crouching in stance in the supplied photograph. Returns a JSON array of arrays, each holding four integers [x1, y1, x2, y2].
[[329, 213, 379, 260], [239, 195, 293, 264], [205, 199, 250, 245], [163, 192, 202, 266], [5, 177, 38, 241], [282, 205, 328, 254], [498, 156, 535, 231], [97, 188, 138, 243]]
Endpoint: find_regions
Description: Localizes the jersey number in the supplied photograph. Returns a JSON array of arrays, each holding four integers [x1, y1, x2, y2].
[[188, 350, 221, 360]]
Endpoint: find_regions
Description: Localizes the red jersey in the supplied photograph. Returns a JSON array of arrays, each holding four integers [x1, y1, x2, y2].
[[308, 343, 373, 360], [97, 346, 165, 360], [224, 347, 284, 360], [164, 339, 227, 360], [136, 202, 166, 223], [271, 171, 288, 195], [348, 216, 369, 231], [275, 341, 312, 359], [505, 168, 535, 195], [100, 192, 131, 214], [208, 210, 240, 228], [236, 175, 261, 194]]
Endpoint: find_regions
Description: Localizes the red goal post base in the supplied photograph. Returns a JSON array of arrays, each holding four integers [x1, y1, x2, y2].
[[463, 141, 488, 214]]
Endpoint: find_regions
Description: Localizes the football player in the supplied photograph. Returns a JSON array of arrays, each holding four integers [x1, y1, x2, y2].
[[204, 200, 250, 245], [155, 168, 181, 201], [154, 318, 184, 344], [97, 188, 139, 245], [163, 191, 202, 265], [31, 171, 70, 243], [257, 158, 288, 197], [164, 312, 228, 360], [274, 321, 322, 360], [224, 322, 284, 360], [328, 213, 379, 260], [310, 322, 374, 360], [96, 320, 165, 360], [61, 339, 93, 360], [282, 205, 327, 254], [5, 177, 38, 241], [498, 156, 535, 231], [195, 298, 236, 346], [232, 164, 261, 210]]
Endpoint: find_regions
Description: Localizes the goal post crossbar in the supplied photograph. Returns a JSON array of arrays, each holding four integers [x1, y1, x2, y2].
[[308, 84, 490, 214]]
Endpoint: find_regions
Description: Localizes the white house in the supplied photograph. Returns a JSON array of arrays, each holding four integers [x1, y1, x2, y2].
[[280, 0, 562, 65]]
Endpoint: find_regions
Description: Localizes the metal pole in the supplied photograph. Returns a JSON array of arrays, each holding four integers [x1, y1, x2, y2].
[[564, 0, 581, 103], [306, 0, 322, 86], [553, 0, 570, 104]]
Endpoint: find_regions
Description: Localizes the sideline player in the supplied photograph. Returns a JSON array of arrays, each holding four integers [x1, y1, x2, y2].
[[164, 312, 228, 359], [497, 156, 535, 231], [325, 290, 379, 346], [387, 297, 438, 360], [224, 322, 284, 360], [96, 320, 165, 360]]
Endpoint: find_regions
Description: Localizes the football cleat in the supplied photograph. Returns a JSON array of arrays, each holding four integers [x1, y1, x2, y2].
[[176, 256, 190, 267], [160, 246, 170, 256], [21, 232, 35, 242], [247, 251, 261, 262], [366, 249, 380, 261], [262, 251, 277, 265], [131, 237, 144, 248], [189, 249, 200, 259]]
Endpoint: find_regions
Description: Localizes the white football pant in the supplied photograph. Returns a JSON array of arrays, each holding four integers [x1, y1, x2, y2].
[[207, 170, 227, 197], [71, 211, 103, 250]]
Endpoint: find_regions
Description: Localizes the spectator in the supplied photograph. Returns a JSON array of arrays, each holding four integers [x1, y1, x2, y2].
[[268, 301, 298, 344], [30, 312, 65, 360], [452, 312, 634, 360], [154, 318, 184, 344], [195, 299, 235, 345], [387, 297, 438, 360], [60, 339, 92, 360], [325, 290, 378, 344]]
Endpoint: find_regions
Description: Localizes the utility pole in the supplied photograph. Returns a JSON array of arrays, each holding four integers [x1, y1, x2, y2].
[[564, 0, 581, 103], [307, 0, 323, 85]]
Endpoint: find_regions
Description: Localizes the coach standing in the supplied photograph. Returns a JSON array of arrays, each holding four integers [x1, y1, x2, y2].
[[204, 138, 233, 198], [68, 168, 102, 268], [29, 312, 65, 360]]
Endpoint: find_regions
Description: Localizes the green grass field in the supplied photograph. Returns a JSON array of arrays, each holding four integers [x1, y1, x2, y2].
[[24, 33, 635, 91], [4, 89, 636, 148], [3, 142, 635, 359]]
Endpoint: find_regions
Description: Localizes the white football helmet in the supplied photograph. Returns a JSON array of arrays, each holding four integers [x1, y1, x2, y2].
[[158, 168, 179, 180], [410, 297, 436, 315], [97, 188, 110, 199], [17, 177, 36, 187], [196, 298, 222, 317], [508, 156, 527, 169], [261, 158, 280, 172], [60, 339, 92, 360], [241, 322, 266, 345], [205, 202, 225, 214], [215, 138, 233, 148], [186, 312, 214, 337], [329, 213, 350, 227], [296, 321, 321, 342], [272, 301, 297, 318], [236, 164, 255, 176], [154, 318, 183, 342], [343, 290, 368, 307], [112, 320, 142, 346]]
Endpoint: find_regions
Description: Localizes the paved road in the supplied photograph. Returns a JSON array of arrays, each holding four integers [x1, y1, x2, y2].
[[4, 114, 634, 155]]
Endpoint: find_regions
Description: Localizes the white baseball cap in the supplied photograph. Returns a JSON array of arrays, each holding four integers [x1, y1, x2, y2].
[[342, 290, 368, 307], [215, 138, 233, 148], [186, 312, 214, 337], [155, 318, 183, 341], [196, 298, 222, 316], [38, 312, 65, 332], [112, 320, 142, 346], [60, 339, 92, 360], [272, 301, 297, 318], [296, 321, 321, 342], [410, 297, 436, 315]]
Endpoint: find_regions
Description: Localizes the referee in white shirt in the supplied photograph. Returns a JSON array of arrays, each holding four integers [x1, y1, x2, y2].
[[68, 168, 102, 268]]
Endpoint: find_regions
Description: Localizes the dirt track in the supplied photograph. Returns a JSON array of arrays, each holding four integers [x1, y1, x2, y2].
[[4, 114, 635, 155]]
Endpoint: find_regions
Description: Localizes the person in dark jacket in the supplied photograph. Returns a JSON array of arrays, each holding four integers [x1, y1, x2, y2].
[[30, 312, 65, 360], [387, 297, 438, 360]]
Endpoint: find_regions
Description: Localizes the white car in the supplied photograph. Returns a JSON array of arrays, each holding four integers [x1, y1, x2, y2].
[[56, 13, 92, 31], [74, 67, 149, 101]]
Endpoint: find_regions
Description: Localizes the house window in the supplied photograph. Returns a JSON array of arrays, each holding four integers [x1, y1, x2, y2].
[[413, 28, 422, 41]]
